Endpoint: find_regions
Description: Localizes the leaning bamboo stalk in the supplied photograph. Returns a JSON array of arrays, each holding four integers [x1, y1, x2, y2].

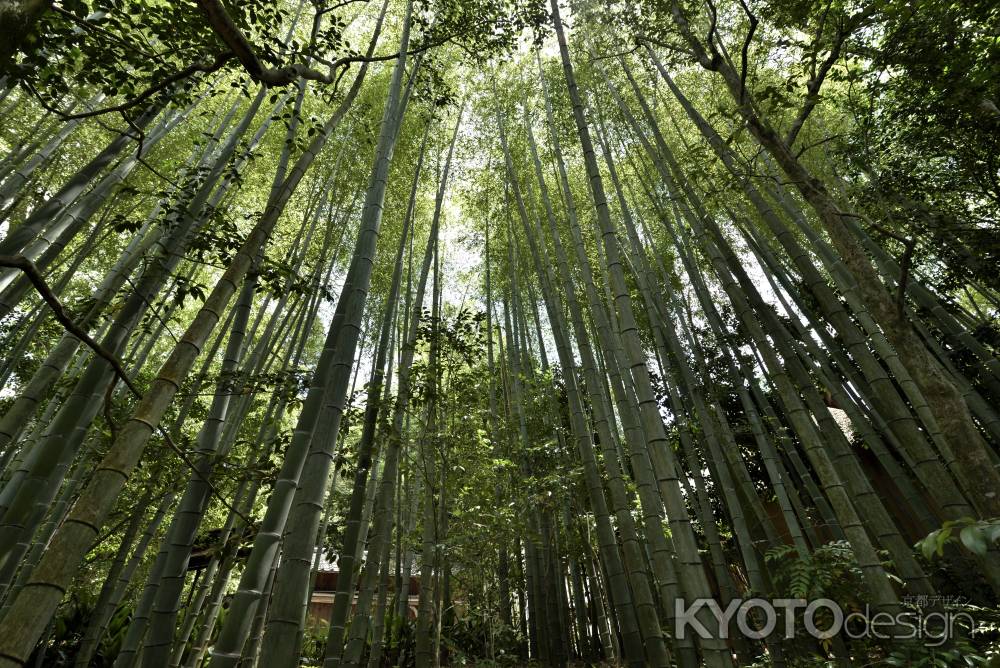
[[548, 7, 734, 663]]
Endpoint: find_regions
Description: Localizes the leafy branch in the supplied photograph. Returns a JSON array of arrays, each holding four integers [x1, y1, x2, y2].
[[917, 517, 1000, 559]]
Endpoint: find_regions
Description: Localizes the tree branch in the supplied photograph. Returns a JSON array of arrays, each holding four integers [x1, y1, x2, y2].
[[195, 0, 448, 87], [783, 35, 843, 147], [0, 254, 253, 526], [194, 0, 271, 80], [194, 0, 352, 86], [735, 0, 759, 104], [784, 3, 882, 147], [865, 219, 908, 245], [52, 5, 159, 60], [634, 34, 697, 59], [25, 52, 233, 122], [793, 132, 843, 158], [313, 0, 368, 17], [0, 254, 138, 390], [703, 0, 723, 68]]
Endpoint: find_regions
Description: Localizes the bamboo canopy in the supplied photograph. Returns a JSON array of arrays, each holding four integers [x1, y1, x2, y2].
[[0, 0, 997, 665]]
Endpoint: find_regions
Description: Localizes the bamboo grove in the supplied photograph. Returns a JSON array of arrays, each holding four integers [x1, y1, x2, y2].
[[0, 0, 998, 665]]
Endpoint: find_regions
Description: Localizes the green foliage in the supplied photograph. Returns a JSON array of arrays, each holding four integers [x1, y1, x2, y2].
[[443, 615, 525, 665], [765, 541, 867, 604], [918, 518, 1000, 560], [299, 619, 331, 664], [27, 591, 133, 667], [883, 638, 989, 668]]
